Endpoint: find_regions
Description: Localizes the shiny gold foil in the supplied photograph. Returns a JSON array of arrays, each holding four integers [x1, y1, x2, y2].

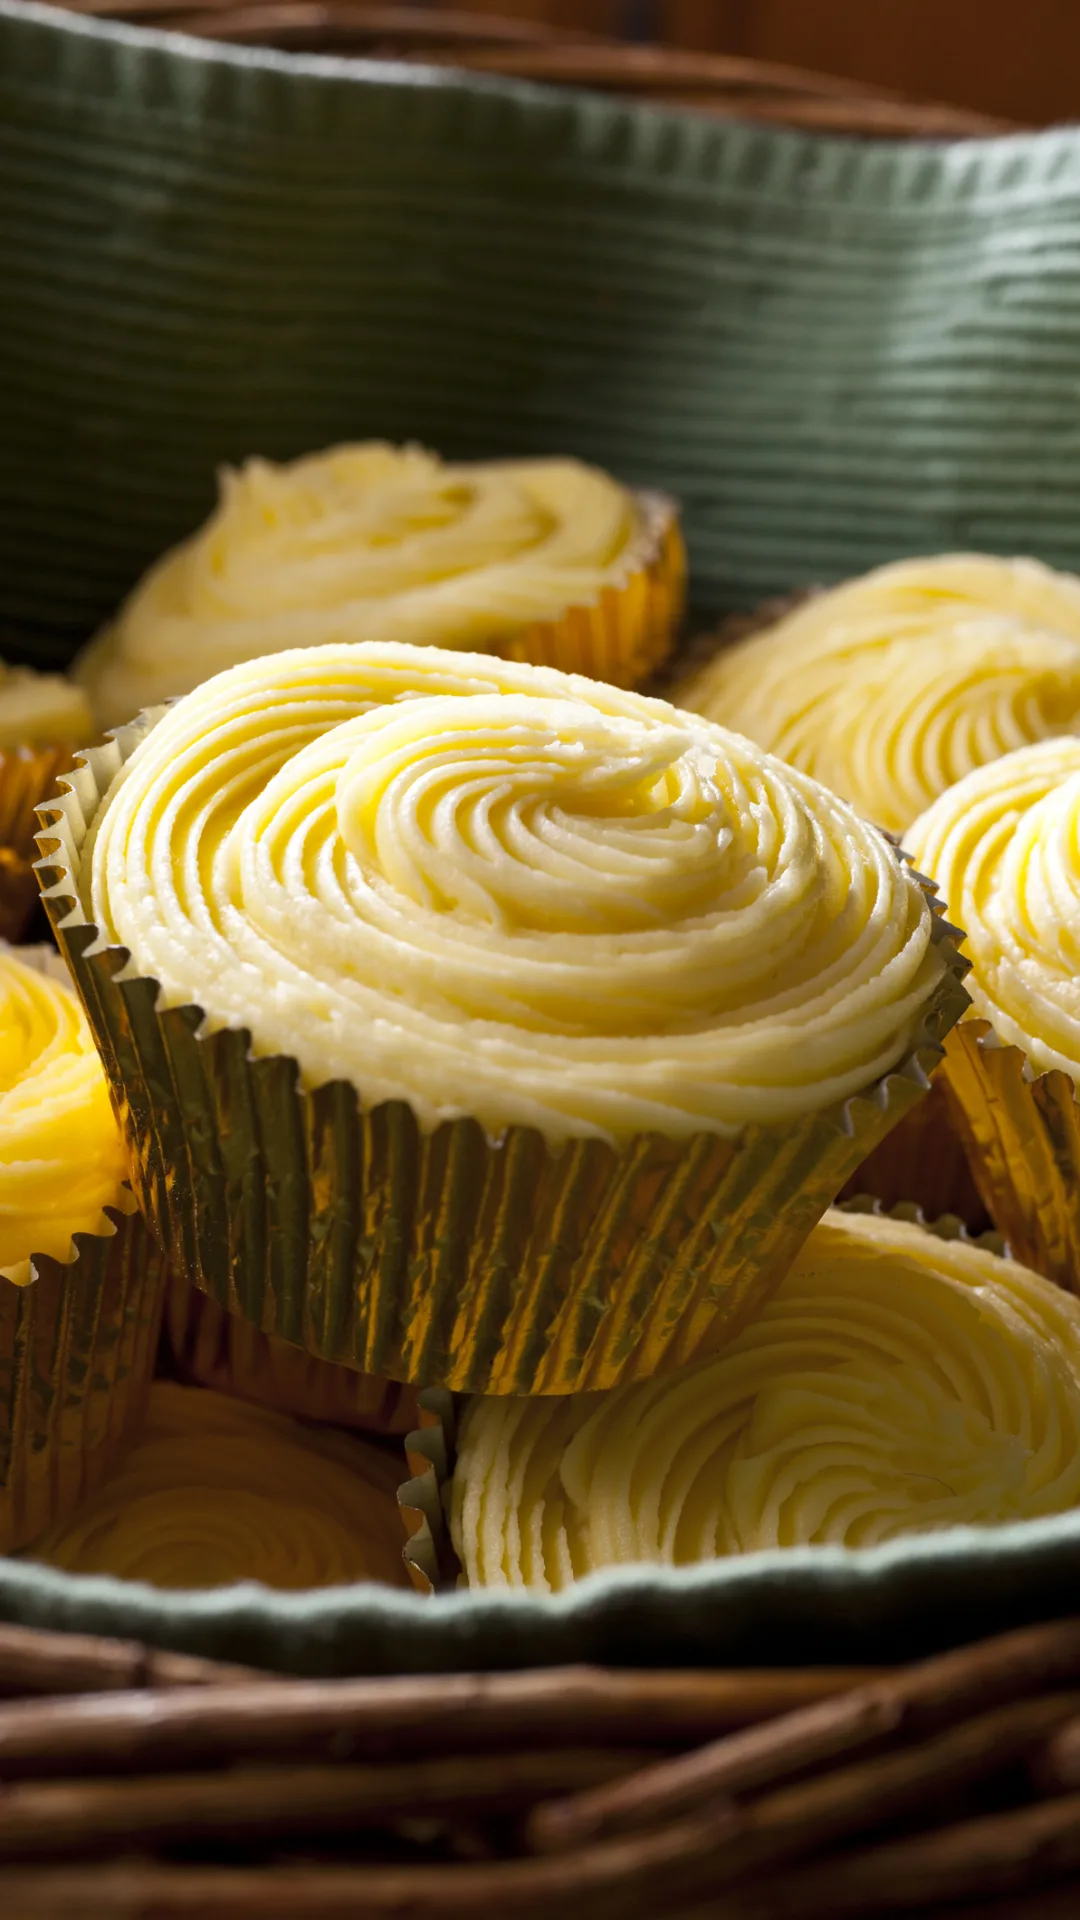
[[399, 1389, 459, 1597], [838, 1072, 988, 1232], [163, 1273, 418, 1436], [0, 743, 75, 941], [0, 1194, 166, 1553], [939, 1020, 1080, 1295], [36, 741, 968, 1398], [498, 491, 685, 687]]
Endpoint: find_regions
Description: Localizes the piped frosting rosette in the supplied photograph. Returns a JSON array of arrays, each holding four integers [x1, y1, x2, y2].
[[674, 555, 1080, 837], [441, 1208, 1080, 1591], [74, 443, 684, 730], [26, 1383, 411, 1591], [0, 663, 94, 940], [907, 736, 1080, 1292], [36, 642, 966, 1395], [0, 945, 165, 1551]]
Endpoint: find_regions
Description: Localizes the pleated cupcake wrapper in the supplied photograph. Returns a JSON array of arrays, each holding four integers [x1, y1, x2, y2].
[[0, 942, 168, 1553], [399, 1202, 1009, 1596], [497, 490, 684, 690], [935, 1019, 1080, 1296], [0, 1192, 166, 1556], [35, 728, 968, 1396], [837, 1072, 990, 1235], [0, 743, 78, 943], [162, 1272, 419, 1437]]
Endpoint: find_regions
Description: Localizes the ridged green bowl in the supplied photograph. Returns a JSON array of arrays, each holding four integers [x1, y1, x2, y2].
[[7, 0, 1080, 1669]]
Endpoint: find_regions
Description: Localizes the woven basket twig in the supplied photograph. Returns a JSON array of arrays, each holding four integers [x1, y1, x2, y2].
[[1, 1615, 1080, 1913], [49, 2, 1017, 137]]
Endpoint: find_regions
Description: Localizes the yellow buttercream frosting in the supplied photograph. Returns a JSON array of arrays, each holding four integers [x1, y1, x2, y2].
[[0, 946, 128, 1281], [75, 443, 659, 729], [0, 663, 92, 749], [81, 641, 946, 1141], [675, 555, 1080, 836], [907, 736, 1080, 1082], [26, 1382, 410, 1590], [451, 1209, 1080, 1588]]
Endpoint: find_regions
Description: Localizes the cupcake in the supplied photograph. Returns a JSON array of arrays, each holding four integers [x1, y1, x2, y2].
[[907, 736, 1080, 1292], [445, 1208, 1080, 1590], [673, 554, 1080, 837], [25, 1382, 411, 1590], [0, 944, 165, 1551], [163, 1274, 418, 1435], [74, 443, 684, 729], [0, 664, 93, 941], [674, 553, 1080, 1227], [37, 642, 966, 1396]]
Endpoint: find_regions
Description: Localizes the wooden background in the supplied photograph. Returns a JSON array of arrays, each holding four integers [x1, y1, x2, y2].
[[446, 2, 1080, 126]]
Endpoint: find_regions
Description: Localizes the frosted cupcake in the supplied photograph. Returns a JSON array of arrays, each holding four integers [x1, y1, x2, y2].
[[907, 737, 1080, 1291], [0, 664, 93, 940], [674, 555, 1080, 836], [674, 554, 1080, 1226], [74, 443, 684, 729], [448, 1209, 1080, 1589], [37, 642, 965, 1395], [26, 1383, 410, 1591], [0, 945, 165, 1550]]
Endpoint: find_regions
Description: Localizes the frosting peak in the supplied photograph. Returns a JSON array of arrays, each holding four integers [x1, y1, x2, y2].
[[83, 642, 947, 1141], [74, 443, 663, 729], [907, 736, 1080, 1080], [675, 554, 1080, 835], [451, 1209, 1080, 1589], [0, 947, 128, 1279]]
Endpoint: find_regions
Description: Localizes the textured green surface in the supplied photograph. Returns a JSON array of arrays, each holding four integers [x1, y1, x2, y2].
[[7, 2, 1080, 668], [8, 0, 1080, 1664], [9, 1514, 1080, 1676]]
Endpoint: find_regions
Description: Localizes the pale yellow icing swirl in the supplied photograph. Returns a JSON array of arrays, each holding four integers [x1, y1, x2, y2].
[[0, 664, 92, 750], [451, 1209, 1080, 1588], [75, 443, 650, 729], [907, 736, 1080, 1081], [0, 946, 128, 1281], [81, 642, 945, 1141], [26, 1382, 410, 1590], [675, 555, 1080, 836]]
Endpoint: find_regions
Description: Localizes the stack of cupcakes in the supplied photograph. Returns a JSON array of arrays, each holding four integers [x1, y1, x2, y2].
[[10, 439, 690, 1589], [13, 442, 1080, 1601]]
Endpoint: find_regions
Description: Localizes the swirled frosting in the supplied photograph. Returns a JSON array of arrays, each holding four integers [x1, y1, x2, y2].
[[907, 736, 1080, 1080], [0, 663, 92, 749], [451, 1208, 1080, 1588], [81, 642, 946, 1140], [75, 443, 651, 729], [675, 555, 1080, 836], [0, 946, 128, 1281], [26, 1383, 410, 1590]]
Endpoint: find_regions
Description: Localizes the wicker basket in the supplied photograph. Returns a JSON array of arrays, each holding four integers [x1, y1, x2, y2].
[[51, 1, 1017, 138], [3, 14, 1061, 1912], [0, 1614, 1078, 1914]]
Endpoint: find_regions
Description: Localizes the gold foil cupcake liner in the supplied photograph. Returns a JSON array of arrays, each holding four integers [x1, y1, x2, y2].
[[36, 737, 968, 1396], [938, 1020, 1080, 1294], [499, 490, 685, 688], [0, 1191, 166, 1555], [162, 1272, 419, 1436], [838, 1071, 989, 1233], [400, 1202, 1009, 1596], [0, 743, 76, 941]]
